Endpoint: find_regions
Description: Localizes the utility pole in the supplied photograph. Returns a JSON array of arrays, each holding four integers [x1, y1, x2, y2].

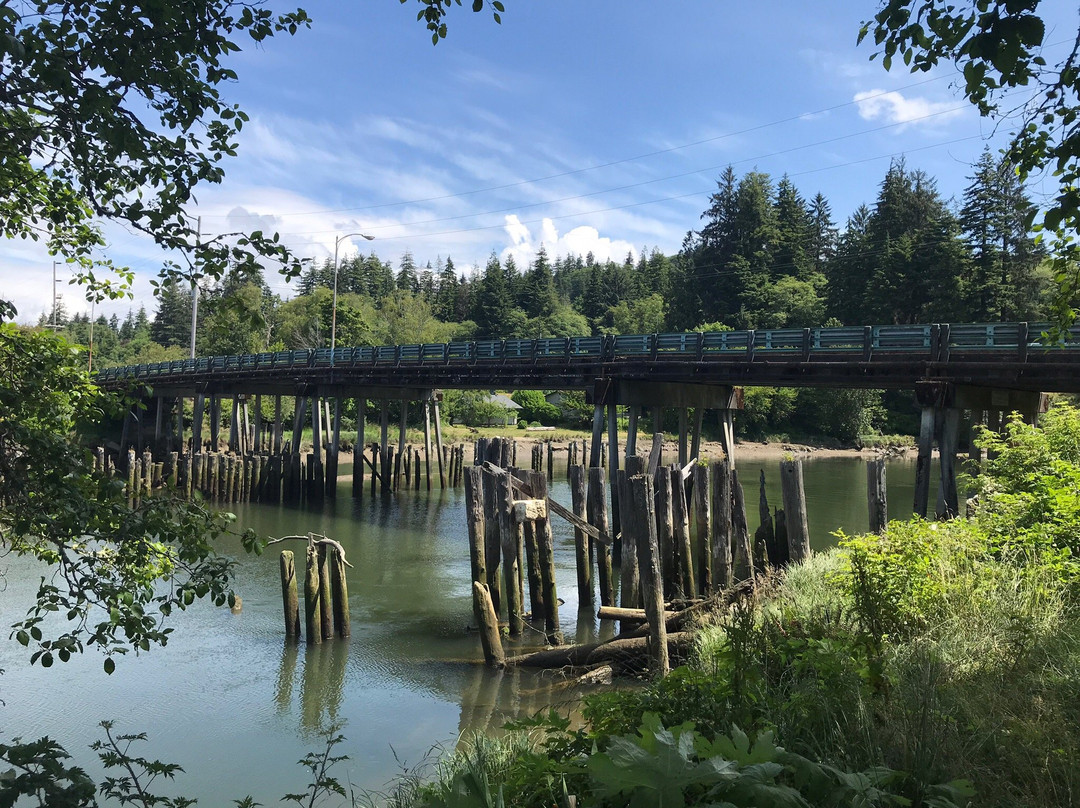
[[51, 260, 60, 330], [190, 216, 200, 359]]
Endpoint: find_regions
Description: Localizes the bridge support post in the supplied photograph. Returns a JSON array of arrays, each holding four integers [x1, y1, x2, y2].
[[914, 405, 936, 519], [677, 408, 688, 466], [353, 397, 365, 498], [690, 407, 704, 464], [607, 403, 621, 561], [434, 395, 447, 488], [253, 395, 263, 454], [209, 396, 221, 451], [309, 395, 324, 505], [589, 404, 604, 467], [626, 406, 639, 457], [192, 394, 205, 454], [395, 400, 408, 490], [423, 398, 433, 491], [228, 397, 240, 454], [379, 399, 390, 497], [327, 397, 341, 499], [154, 396, 164, 458]]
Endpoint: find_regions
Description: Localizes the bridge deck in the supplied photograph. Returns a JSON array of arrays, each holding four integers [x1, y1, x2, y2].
[[94, 322, 1080, 396]]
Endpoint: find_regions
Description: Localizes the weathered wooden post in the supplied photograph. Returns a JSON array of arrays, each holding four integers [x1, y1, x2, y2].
[[754, 469, 776, 572], [731, 469, 753, 583], [280, 550, 301, 640], [670, 464, 695, 598], [464, 467, 488, 623], [867, 457, 887, 534], [481, 468, 502, 613], [629, 474, 669, 677], [569, 465, 592, 607], [318, 541, 333, 640], [617, 470, 640, 609], [588, 466, 614, 607], [914, 405, 935, 518], [528, 472, 561, 644], [780, 458, 811, 563], [692, 463, 711, 595], [304, 542, 322, 645], [330, 545, 350, 638], [497, 472, 522, 636], [655, 466, 676, 598], [937, 408, 961, 519], [473, 582, 505, 667], [710, 459, 732, 590]]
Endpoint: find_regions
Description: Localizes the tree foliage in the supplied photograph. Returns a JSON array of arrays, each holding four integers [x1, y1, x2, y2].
[[0, 0, 311, 306], [860, 0, 1080, 329], [0, 324, 257, 673]]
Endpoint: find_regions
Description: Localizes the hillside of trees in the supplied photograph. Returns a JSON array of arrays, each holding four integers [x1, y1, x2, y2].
[[48, 152, 1054, 444]]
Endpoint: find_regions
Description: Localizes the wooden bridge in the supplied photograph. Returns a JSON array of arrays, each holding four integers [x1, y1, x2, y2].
[[95, 321, 1080, 522]]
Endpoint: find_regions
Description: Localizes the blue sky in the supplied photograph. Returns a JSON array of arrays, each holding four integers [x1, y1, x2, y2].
[[5, 0, 1078, 322]]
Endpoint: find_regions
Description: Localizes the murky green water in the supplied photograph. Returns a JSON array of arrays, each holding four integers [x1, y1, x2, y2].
[[0, 453, 930, 803]]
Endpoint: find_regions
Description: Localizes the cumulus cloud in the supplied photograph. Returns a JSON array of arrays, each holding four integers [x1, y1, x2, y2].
[[853, 90, 964, 126], [500, 215, 638, 268]]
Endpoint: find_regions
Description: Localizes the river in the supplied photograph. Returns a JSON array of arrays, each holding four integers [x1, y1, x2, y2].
[[0, 453, 932, 803]]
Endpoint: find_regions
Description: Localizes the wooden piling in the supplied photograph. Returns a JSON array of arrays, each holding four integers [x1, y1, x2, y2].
[[497, 472, 523, 636], [937, 408, 961, 519], [569, 465, 592, 607], [629, 473, 669, 677], [523, 518, 543, 620], [330, 546, 350, 638], [756, 469, 781, 570], [779, 459, 811, 563], [588, 466, 614, 607], [655, 467, 676, 599], [473, 582, 505, 668], [867, 457, 887, 534], [481, 469, 503, 613], [670, 464, 695, 598], [617, 470, 640, 609], [914, 406, 935, 518], [318, 542, 333, 640], [464, 467, 488, 619], [692, 464, 711, 595], [304, 543, 322, 645], [731, 469, 753, 583], [280, 550, 301, 640]]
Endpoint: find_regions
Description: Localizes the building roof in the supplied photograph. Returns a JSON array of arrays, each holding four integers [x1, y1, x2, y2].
[[486, 393, 522, 409]]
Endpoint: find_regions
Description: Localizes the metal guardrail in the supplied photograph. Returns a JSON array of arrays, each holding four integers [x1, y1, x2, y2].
[[93, 322, 1080, 384]]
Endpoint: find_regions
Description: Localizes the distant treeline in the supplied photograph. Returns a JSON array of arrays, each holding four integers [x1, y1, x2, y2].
[[48, 152, 1052, 444]]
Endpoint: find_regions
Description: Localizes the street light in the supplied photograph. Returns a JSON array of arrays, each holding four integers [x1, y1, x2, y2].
[[331, 232, 374, 362]]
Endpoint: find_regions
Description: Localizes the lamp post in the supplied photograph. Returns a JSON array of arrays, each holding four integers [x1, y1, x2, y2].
[[331, 232, 374, 362]]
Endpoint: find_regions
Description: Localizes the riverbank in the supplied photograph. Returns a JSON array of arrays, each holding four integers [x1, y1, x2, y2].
[[372, 404, 1080, 808], [336, 433, 911, 469]]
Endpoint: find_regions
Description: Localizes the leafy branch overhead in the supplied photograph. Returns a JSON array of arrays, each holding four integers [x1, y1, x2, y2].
[[860, 0, 1080, 328], [404, 0, 505, 44], [0, 0, 312, 303]]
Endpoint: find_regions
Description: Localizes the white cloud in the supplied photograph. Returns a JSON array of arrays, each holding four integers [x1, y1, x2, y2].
[[500, 216, 638, 269], [853, 89, 964, 126]]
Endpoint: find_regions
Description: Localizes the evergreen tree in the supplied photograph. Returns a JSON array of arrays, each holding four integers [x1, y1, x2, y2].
[[772, 175, 812, 280], [150, 279, 192, 348], [472, 252, 515, 336], [808, 193, 838, 276], [960, 149, 1045, 320], [519, 245, 558, 318], [396, 251, 419, 294], [826, 205, 873, 324], [434, 256, 459, 321]]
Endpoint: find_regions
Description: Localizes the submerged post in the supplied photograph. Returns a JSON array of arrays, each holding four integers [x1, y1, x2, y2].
[[867, 457, 887, 534]]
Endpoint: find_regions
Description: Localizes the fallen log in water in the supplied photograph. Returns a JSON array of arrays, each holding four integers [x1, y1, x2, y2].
[[506, 631, 694, 669]]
